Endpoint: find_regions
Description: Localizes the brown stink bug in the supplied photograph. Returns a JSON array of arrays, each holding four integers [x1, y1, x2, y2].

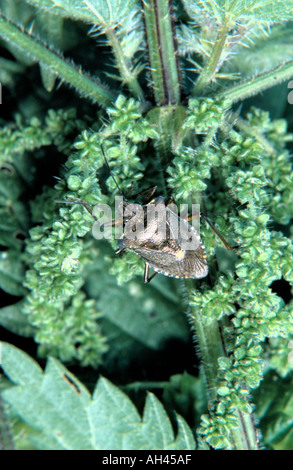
[[114, 192, 209, 283], [58, 147, 232, 283]]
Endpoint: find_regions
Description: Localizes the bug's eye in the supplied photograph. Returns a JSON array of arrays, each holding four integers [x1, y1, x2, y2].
[[132, 225, 136, 232]]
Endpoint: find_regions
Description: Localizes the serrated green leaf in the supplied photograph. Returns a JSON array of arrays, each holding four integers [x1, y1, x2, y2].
[[142, 392, 174, 448], [171, 413, 196, 450], [25, 0, 140, 27], [1, 343, 195, 450], [36, 11, 64, 91], [182, 0, 293, 24], [0, 343, 43, 386], [24, 0, 144, 99], [0, 302, 35, 337], [226, 25, 293, 78], [0, 15, 115, 107], [85, 243, 189, 353], [253, 371, 293, 450]]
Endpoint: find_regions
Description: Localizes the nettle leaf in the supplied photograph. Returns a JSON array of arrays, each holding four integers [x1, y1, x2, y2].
[[25, 0, 143, 60], [225, 25, 293, 77], [182, 0, 293, 24], [253, 371, 293, 450], [36, 12, 64, 92], [0, 57, 24, 86], [23, 0, 144, 97], [0, 343, 195, 450], [26, 0, 140, 26], [85, 243, 189, 353], [0, 302, 35, 338]]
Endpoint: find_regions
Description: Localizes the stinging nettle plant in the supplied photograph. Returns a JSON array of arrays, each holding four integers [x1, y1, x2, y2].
[[0, 0, 293, 450]]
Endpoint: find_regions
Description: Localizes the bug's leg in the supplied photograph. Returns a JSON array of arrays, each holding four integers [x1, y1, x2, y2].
[[55, 197, 99, 222], [143, 186, 157, 204], [187, 213, 200, 223], [165, 196, 176, 206], [115, 247, 125, 255], [144, 263, 158, 283], [186, 208, 233, 250], [200, 213, 233, 251], [197, 196, 234, 250], [102, 217, 124, 227], [56, 197, 123, 228], [100, 145, 128, 199], [144, 263, 149, 283], [132, 186, 157, 203]]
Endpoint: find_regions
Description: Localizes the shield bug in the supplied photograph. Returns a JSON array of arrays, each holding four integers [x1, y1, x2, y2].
[[114, 194, 209, 282], [58, 147, 232, 283]]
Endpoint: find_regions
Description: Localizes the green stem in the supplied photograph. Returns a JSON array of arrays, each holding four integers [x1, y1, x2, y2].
[[105, 26, 145, 101], [185, 281, 260, 449], [190, 299, 226, 405], [122, 381, 169, 391], [193, 23, 230, 95], [142, 0, 181, 105], [231, 409, 260, 450], [218, 60, 293, 103], [0, 15, 115, 107]]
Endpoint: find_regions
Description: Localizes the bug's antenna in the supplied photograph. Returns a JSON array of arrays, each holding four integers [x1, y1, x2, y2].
[[101, 145, 128, 200], [199, 195, 233, 250], [55, 196, 99, 220], [201, 213, 233, 251]]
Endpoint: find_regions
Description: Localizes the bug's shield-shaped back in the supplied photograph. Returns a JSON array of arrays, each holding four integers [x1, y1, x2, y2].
[[118, 197, 208, 279]]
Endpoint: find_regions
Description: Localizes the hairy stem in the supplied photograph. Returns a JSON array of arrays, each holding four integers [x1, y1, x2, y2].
[[185, 281, 260, 449], [193, 314, 225, 403], [217, 60, 293, 103], [0, 15, 115, 107], [105, 26, 145, 101], [142, 0, 181, 105], [193, 23, 230, 95]]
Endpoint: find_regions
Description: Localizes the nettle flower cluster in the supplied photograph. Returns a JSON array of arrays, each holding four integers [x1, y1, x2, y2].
[[185, 108, 293, 449], [1, 87, 292, 448], [17, 96, 293, 391]]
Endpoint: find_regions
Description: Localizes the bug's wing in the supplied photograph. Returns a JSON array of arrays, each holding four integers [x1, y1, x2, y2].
[[133, 243, 208, 279]]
